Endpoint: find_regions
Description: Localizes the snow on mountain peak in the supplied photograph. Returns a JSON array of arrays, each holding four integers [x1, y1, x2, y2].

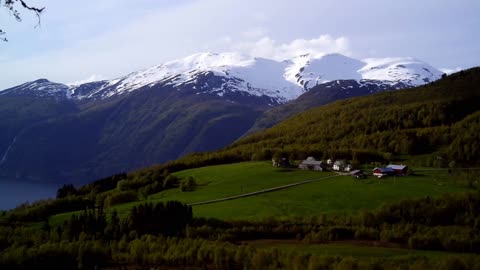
[[285, 53, 365, 89], [0, 79, 69, 98], [174, 52, 252, 69], [83, 52, 305, 102], [360, 57, 443, 85], [2, 52, 443, 103], [85, 52, 255, 99]]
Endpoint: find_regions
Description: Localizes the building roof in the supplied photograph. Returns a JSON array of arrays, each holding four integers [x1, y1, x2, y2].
[[387, 164, 408, 170], [350, 169, 363, 175], [373, 167, 394, 173], [301, 160, 323, 166]]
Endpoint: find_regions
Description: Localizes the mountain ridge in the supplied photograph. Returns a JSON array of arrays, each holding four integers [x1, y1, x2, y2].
[[1, 52, 443, 104]]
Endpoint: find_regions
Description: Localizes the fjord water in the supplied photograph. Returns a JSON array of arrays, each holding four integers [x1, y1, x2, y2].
[[0, 179, 57, 210]]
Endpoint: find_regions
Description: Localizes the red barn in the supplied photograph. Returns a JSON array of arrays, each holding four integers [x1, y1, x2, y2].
[[372, 167, 395, 178]]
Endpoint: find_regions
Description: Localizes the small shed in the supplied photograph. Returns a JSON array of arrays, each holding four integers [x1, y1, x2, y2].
[[299, 157, 325, 171]]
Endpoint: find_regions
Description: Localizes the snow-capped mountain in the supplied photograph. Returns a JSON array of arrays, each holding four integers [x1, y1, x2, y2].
[[0, 79, 69, 99], [284, 53, 442, 90], [360, 57, 442, 85], [68, 52, 304, 103], [1, 52, 443, 104], [284, 53, 365, 89]]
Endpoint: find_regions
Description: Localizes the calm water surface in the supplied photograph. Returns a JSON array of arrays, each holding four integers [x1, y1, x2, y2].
[[0, 179, 57, 210]]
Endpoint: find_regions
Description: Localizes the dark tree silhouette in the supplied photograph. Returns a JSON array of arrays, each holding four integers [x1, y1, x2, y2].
[[1, 0, 45, 41]]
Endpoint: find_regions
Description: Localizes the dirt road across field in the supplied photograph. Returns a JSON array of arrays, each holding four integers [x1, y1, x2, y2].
[[188, 174, 341, 206]]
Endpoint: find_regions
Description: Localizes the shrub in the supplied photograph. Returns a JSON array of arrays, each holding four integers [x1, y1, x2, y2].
[[104, 191, 138, 208], [180, 176, 197, 192], [163, 174, 179, 189]]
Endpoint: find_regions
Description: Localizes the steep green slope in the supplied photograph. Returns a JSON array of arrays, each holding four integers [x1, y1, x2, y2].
[[160, 68, 480, 171], [234, 70, 479, 163], [246, 80, 406, 135]]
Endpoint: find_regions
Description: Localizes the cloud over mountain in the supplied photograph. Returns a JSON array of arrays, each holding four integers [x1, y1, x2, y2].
[[232, 35, 351, 61]]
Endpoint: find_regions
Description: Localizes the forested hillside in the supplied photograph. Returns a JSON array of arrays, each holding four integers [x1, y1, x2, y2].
[[236, 69, 479, 162], [157, 68, 480, 172], [246, 79, 407, 135]]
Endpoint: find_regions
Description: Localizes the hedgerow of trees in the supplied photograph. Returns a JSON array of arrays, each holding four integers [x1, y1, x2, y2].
[[2, 193, 480, 269]]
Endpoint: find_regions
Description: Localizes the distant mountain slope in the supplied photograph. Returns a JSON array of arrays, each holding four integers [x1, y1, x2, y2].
[[246, 79, 408, 134], [0, 82, 263, 184], [0, 94, 78, 169]]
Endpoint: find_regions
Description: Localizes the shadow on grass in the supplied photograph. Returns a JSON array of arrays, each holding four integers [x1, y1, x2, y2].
[[356, 179, 380, 185], [274, 168, 297, 173]]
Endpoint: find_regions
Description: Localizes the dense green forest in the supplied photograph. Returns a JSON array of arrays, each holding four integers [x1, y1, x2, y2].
[[2, 193, 480, 269]]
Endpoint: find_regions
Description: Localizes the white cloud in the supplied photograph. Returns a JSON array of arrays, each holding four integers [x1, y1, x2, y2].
[[232, 35, 351, 61], [440, 67, 462, 75], [68, 75, 107, 86]]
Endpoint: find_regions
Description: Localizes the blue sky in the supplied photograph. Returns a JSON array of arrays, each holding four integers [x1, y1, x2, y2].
[[0, 0, 479, 89]]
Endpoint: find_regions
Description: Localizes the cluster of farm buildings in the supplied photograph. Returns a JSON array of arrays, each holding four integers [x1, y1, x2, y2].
[[273, 157, 408, 178]]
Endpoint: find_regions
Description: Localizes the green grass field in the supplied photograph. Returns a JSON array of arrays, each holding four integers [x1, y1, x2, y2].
[[245, 240, 471, 259], [50, 162, 469, 224], [122, 162, 468, 220]]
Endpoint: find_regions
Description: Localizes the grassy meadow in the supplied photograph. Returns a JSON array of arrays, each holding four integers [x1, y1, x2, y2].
[[182, 163, 467, 220], [49, 162, 471, 225], [65, 161, 472, 222]]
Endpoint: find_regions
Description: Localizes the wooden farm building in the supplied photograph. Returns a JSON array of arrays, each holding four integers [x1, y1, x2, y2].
[[372, 167, 395, 178], [299, 157, 325, 171]]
